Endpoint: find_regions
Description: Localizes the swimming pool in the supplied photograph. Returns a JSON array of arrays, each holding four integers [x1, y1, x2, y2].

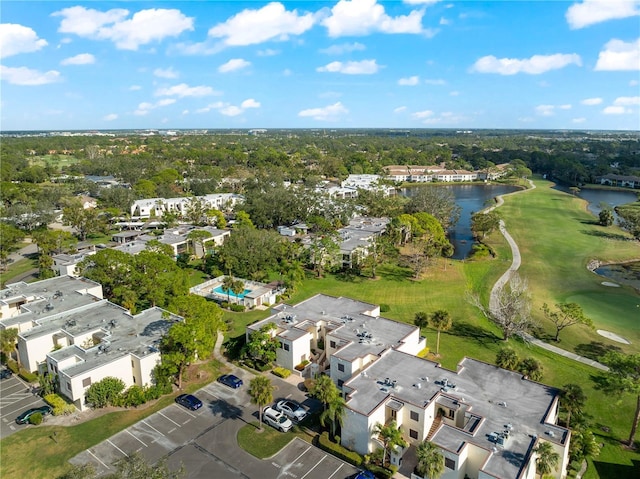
[[212, 285, 251, 299]]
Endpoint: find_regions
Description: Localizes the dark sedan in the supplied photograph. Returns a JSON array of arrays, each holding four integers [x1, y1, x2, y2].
[[15, 405, 52, 425], [175, 393, 203, 411], [217, 374, 243, 389]]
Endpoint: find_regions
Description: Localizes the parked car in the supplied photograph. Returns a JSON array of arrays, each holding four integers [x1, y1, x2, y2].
[[0, 368, 12, 379], [351, 471, 375, 479], [175, 393, 203, 411], [218, 374, 243, 389], [15, 405, 52, 425], [275, 399, 307, 422], [263, 406, 293, 432]]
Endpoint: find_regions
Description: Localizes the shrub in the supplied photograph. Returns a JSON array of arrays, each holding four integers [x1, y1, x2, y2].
[[7, 359, 19, 374], [230, 304, 245, 312], [43, 393, 76, 416], [29, 412, 43, 425], [366, 464, 397, 479], [19, 369, 38, 383], [121, 385, 147, 407], [86, 376, 126, 408], [379, 304, 390, 313], [317, 432, 363, 467], [272, 367, 292, 379], [496, 347, 519, 370]]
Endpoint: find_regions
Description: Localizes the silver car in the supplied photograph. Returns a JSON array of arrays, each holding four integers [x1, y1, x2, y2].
[[263, 406, 293, 432], [275, 399, 308, 422]]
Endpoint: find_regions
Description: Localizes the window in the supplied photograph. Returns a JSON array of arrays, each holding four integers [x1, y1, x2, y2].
[[283, 343, 290, 351], [409, 429, 418, 439], [445, 458, 455, 470], [448, 409, 455, 419], [338, 379, 344, 387], [410, 411, 419, 421], [338, 363, 345, 372], [330, 340, 337, 349], [82, 377, 91, 388], [66, 381, 71, 391]]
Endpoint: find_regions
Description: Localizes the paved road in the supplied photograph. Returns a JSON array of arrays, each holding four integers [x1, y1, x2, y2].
[[485, 181, 609, 371]]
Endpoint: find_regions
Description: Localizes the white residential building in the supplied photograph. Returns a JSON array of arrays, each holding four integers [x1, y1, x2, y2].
[[130, 193, 243, 218], [337, 216, 390, 268]]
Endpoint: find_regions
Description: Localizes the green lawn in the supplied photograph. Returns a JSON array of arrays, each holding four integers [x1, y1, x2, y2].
[[236, 422, 312, 458], [0, 256, 38, 286]]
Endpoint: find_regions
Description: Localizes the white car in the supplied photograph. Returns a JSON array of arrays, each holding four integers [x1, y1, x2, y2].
[[275, 399, 308, 422], [263, 406, 293, 432]]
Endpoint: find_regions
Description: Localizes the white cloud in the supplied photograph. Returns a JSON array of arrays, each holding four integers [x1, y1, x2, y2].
[[613, 96, 640, 106], [220, 105, 243, 116], [472, 53, 582, 75], [424, 78, 446, 85], [403, 0, 440, 4], [322, 0, 425, 37], [103, 113, 118, 121], [154, 67, 179, 79], [257, 48, 280, 56], [218, 58, 251, 73], [0, 24, 48, 58], [581, 97, 602, 105], [630, 79, 639, 86], [412, 110, 434, 119], [129, 85, 141, 91], [319, 42, 366, 55], [0, 65, 61, 85], [535, 105, 556, 116], [52, 6, 194, 50], [155, 83, 218, 97], [60, 53, 95, 65], [282, 68, 292, 76], [317, 59, 381, 74], [572, 117, 587, 123], [603, 105, 630, 114], [566, 0, 640, 29], [241, 98, 261, 108], [208, 2, 315, 46], [594, 38, 640, 71], [398, 75, 419, 86], [449, 91, 460, 96], [298, 101, 348, 121], [559, 104, 572, 110], [134, 98, 176, 115], [394, 106, 407, 113]]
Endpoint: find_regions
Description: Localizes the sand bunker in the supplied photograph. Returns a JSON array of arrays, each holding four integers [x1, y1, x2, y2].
[[597, 329, 631, 344], [601, 281, 621, 287]]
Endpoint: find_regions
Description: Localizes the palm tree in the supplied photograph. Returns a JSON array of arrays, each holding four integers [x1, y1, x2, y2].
[[415, 440, 445, 479], [320, 395, 346, 438], [560, 383, 586, 429], [248, 376, 274, 431], [534, 441, 560, 478], [429, 310, 452, 356], [414, 311, 429, 329], [372, 420, 407, 467], [221, 275, 234, 304], [310, 374, 339, 411], [231, 279, 245, 305]]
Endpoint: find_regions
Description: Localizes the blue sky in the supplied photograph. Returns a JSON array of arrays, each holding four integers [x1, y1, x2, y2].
[[1, 0, 639, 131]]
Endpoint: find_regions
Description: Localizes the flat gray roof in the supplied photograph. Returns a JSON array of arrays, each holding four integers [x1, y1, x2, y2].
[[345, 350, 568, 479], [251, 294, 416, 361], [49, 306, 181, 378]]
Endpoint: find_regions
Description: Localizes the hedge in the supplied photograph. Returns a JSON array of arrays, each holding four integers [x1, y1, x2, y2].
[[19, 369, 38, 383], [43, 393, 77, 416], [366, 464, 398, 479], [272, 367, 292, 379], [317, 432, 363, 467]]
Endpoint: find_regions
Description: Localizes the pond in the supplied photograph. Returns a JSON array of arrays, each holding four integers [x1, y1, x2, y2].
[[401, 184, 521, 259], [595, 262, 640, 290], [552, 185, 638, 219]]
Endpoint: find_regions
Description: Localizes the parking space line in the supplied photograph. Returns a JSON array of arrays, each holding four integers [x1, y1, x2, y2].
[[107, 439, 129, 458], [174, 406, 196, 418], [292, 445, 312, 464], [300, 455, 326, 479], [327, 463, 344, 479], [87, 450, 110, 471], [1, 397, 47, 418], [158, 411, 181, 427], [126, 429, 147, 448], [141, 420, 164, 437]]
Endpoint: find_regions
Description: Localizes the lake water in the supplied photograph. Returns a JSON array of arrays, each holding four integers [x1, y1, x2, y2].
[[401, 184, 521, 259], [595, 263, 640, 290]]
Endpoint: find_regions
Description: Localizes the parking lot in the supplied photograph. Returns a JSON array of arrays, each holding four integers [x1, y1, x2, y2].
[[0, 372, 51, 439], [70, 374, 360, 478]]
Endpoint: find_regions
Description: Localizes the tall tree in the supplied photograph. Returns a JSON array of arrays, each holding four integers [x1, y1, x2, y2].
[[533, 441, 560, 478], [159, 313, 207, 390], [542, 302, 593, 342], [429, 310, 452, 356], [319, 394, 346, 438], [309, 374, 339, 412], [231, 278, 245, 305], [560, 383, 586, 429], [496, 347, 519, 371], [372, 420, 407, 467], [415, 440, 445, 479], [0, 223, 25, 269], [221, 275, 234, 304], [471, 211, 501, 239], [405, 187, 461, 231], [414, 312, 429, 329], [0, 328, 19, 366], [243, 323, 279, 366], [248, 376, 274, 431], [602, 352, 640, 447]]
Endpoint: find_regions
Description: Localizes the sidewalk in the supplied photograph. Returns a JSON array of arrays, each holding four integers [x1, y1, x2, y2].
[[487, 182, 609, 372]]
